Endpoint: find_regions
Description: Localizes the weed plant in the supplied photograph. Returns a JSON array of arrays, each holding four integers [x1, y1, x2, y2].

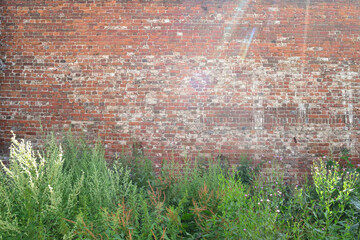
[[0, 133, 136, 239], [0, 133, 359, 239]]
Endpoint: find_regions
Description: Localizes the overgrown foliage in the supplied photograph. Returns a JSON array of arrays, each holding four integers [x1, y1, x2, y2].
[[0, 133, 359, 239], [0, 133, 136, 239]]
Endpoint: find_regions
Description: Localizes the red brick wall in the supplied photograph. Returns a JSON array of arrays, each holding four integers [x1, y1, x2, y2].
[[1, 0, 360, 176]]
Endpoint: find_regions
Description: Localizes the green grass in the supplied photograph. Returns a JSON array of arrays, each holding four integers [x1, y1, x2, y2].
[[0, 132, 359, 239]]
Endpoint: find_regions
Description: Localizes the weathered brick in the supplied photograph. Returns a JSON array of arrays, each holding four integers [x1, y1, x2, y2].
[[1, 0, 360, 178]]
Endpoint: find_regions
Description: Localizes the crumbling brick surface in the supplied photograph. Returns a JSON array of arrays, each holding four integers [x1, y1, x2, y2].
[[1, 0, 360, 177]]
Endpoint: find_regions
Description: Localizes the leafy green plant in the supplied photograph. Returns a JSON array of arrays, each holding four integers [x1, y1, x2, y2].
[[1, 133, 360, 239], [214, 171, 283, 239], [350, 197, 360, 238], [60, 132, 138, 220], [116, 150, 155, 190], [0, 132, 138, 239], [234, 154, 265, 185], [0, 133, 77, 239], [311, 157, 358, 237], [281, 156, 359, 239]]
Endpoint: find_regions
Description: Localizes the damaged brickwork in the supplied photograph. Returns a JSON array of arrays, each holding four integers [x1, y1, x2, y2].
[[1, 0, 360, 177]]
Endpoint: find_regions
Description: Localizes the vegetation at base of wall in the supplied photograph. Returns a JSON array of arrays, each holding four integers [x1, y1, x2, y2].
[[0, 133, 359, 239]]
